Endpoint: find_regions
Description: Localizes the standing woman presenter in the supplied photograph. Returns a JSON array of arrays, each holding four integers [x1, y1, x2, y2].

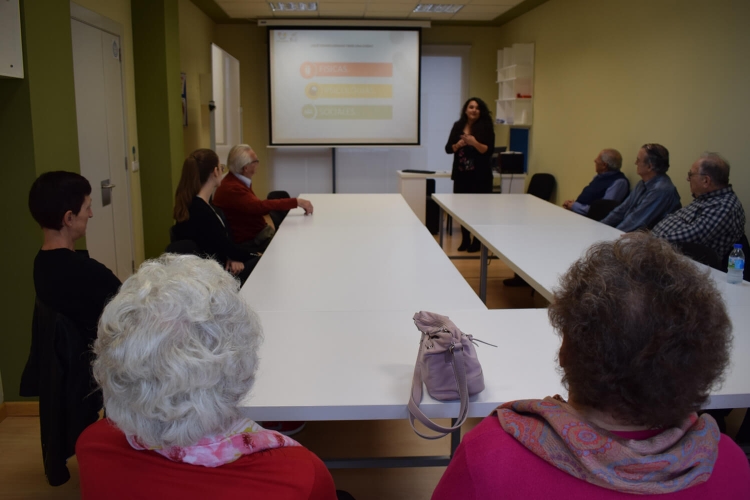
[[444, 97, 495, 252]]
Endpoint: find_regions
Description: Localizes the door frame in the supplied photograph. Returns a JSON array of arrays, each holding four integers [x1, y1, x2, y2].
[[70, 2, 135, 275]]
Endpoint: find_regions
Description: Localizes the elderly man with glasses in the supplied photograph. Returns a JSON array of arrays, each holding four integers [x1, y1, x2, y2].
[[600, 143, 681, 232], [652, 152, 745, 259]]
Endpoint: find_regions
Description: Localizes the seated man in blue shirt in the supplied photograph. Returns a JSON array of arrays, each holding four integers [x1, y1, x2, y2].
[[600, 143, 681, 232], [652, 152, 745, 260], [562, 149, 630, 215]]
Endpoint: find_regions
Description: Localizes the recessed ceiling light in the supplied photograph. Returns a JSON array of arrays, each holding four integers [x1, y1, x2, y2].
[[269, 2, 318, 12], [413, 4, 464, 14]]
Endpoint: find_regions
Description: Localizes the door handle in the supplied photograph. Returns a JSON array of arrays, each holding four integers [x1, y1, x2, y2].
[[101, 179, 115, 207]]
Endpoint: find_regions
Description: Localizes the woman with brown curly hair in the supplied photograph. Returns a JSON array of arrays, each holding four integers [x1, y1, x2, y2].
[[433, 233, 750, 499]]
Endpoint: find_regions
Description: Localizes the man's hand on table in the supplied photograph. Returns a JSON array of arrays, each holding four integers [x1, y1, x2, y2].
[[298, 198, 314, 215]]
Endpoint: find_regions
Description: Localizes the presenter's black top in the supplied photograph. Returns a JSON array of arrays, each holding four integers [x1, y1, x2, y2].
[[33, 248, 122, 342], [445, 121, 495, 194], [173, 196, 251, 266]]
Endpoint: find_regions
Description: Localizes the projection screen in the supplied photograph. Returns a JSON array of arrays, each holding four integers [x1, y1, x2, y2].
[[268, 28, 421, 146]]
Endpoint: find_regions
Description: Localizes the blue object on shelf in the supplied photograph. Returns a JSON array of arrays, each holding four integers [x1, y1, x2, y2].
[[509, 128, 529, 172]]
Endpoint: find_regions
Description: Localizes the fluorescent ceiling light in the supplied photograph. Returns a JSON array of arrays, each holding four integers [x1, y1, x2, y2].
[[269, 2, 318, 11], [413, 4, 463, 14]]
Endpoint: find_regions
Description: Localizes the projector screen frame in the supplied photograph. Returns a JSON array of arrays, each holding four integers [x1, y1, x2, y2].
[[266, 26, 422, 147]]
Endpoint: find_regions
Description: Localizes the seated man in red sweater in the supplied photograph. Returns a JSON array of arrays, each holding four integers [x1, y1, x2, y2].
[[213, 144, 313, 251]]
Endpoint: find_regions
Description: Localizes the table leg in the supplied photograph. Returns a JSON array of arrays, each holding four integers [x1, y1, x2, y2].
[[438, 207, 445, 248], [479, 244, 488, 303], [450, 418, 460, 458]]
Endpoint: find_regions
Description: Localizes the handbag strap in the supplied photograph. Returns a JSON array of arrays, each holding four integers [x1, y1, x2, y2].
[[407, 342, 470, 439]]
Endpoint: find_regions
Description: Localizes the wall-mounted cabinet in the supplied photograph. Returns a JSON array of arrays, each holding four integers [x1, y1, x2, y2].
[[0, 0, 24, 79], [495, 43, 534, 126]]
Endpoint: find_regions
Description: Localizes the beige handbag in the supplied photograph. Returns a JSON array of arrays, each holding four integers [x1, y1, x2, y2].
[[408, 311, 494, 439]]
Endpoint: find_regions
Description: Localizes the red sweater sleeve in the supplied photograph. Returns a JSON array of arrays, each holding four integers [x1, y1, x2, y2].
[[215, 173, 298, 217]]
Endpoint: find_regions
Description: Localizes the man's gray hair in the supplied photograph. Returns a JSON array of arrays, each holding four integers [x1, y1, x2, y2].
[[600, 149, 623, 171], [93, 254, 263, 448], [699, 152, 730, 187], [227, 144, 255, 175]]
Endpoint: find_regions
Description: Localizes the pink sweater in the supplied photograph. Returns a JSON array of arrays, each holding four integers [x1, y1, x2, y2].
[[433, 416, 750, 499]]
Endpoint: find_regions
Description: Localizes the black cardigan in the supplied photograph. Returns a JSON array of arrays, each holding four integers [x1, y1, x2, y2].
[[173, 196, 250, 265], [444, 121, 496, 182]]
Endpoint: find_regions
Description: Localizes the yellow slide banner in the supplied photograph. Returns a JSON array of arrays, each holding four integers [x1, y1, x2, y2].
[[305, 83, 392, 100], [301, 104, 392, 120]]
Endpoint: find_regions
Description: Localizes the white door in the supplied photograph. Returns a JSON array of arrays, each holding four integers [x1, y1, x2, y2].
[[71, 18, 133, 280]]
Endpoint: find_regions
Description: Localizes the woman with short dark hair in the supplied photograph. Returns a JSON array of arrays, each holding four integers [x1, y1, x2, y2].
[[23, 171, 121, 485], [433, 233, 750, 499]]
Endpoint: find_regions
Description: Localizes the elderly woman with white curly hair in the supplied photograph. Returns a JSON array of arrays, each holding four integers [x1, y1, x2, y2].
[[75, 254, 337, 499]]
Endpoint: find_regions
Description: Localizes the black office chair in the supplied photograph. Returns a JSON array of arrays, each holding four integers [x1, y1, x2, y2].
[[165, 239, 199, 255], [527, 173, 556, 201], [674, 242, 722, 271], [587, 199, 621, 222], [268, 190, 291, 229]]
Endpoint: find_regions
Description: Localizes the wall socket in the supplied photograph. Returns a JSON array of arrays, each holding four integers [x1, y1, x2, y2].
[[132, 160, 139, 172]]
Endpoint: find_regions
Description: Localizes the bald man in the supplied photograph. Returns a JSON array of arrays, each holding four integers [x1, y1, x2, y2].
[[653, 152, 745, 259], [562, 149, 629, 216]]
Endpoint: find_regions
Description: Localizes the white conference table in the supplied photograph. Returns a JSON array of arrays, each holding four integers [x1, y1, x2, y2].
[[239, 308, 562, 422], [241, 194, 486, 313], [430, 192, 750, 410], [432, 193, 623, 301]]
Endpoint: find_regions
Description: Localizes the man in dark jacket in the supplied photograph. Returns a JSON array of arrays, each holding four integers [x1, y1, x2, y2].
[[562, 149, 629, 216]]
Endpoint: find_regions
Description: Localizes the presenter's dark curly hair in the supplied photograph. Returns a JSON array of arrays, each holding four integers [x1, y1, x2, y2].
[[548, 232, 731, 429], [456, 97, 493, 134]]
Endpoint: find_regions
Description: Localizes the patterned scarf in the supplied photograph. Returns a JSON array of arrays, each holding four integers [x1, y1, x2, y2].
[[495, 396, 719, 495], [127, 419, 301, 467]]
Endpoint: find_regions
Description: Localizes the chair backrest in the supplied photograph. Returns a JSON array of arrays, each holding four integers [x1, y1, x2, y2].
[[527, 173, 556, 201], [165, 239, 199, 255], [267, 190, 292, 228], [587, 199, 621, 222], [675, 242, 722, 271]]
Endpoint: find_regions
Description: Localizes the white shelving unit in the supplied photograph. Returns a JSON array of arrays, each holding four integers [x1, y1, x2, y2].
[[495, 43, 534, 126]]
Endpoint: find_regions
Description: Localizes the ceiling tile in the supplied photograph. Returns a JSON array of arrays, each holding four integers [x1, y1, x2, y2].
[[318, 3, 367, 15], [453, 4, 511, 14], [466, 0, 517, 5], [365, 3, 413, 13], [221, 3, 274, 17]]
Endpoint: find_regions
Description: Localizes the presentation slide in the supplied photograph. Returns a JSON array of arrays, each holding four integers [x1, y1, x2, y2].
[[268, 28, 420, 146]]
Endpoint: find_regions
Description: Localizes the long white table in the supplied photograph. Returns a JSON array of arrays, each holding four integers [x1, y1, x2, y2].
[[430, 193, 750, 410], [241, 194, 486, 313], [239, 308, 562, 422], [239, 194, 491, 467], [432, 193, 622, 301]]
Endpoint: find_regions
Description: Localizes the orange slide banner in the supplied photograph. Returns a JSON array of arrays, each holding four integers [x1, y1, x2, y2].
[[300, 62, 393, 79]]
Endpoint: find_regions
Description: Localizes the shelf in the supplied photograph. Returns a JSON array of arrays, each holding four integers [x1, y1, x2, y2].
[[496, 43, 534, 127]]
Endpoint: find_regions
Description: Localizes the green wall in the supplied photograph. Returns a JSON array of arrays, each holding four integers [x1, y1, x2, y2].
[[132, 0, 184, 259], [0, 0, 81, 401]]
